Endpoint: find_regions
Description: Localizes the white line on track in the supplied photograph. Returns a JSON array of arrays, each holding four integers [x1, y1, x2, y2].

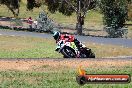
[[2, 17, 6, 18], [10, 35, 15, 36]]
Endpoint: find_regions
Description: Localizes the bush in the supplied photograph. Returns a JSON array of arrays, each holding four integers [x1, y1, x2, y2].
[[100, 0, 128, 38], [105, 27, 128, 38], [37, 11, 59, 33]]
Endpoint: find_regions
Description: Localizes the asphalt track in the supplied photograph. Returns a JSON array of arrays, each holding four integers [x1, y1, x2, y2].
[[0, 30, 132, 48]]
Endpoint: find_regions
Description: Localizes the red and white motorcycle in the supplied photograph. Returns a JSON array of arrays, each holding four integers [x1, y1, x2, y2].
[[55, 40, 95, 58]]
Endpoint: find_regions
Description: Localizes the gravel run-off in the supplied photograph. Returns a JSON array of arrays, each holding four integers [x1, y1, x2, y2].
[[0, 59, 131, 71]]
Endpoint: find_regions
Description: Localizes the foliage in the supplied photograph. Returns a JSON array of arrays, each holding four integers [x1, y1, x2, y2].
[[0, 0, 20, 9], [44, 0, 75, 16], [37, 0, 96, 35], [36, 11, 59, 32], [44, 0, 96, 16], [27, 0, 41, 11], [0, 0, 42, 16], [0, 0, 96, 35], [100, 0, 128, 38], [0, 0, 21, 16]]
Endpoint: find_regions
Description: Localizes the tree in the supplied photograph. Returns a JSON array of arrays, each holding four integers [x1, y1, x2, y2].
[[0, 0, 41, 17], [0, 0, 20, 17], [127, 0, 132, 20], [44, 0, 96, 35], [0, 0, 96, 35], [26, 0, 41, 11], [100, 0, 128, 38]]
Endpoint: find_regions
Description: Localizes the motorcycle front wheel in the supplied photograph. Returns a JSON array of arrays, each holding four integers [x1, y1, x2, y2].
[[61, 46, 76, 58]]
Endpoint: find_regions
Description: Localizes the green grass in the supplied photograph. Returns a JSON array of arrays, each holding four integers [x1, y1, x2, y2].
[[0, 35, 132, 58], [86, 42, 132, 58], [0, 35, 62, 58], [0, 66, 131, 88]]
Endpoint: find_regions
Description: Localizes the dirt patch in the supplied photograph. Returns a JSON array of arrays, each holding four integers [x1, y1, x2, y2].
[[0, 21, 10, 26], [0, 20, 29, 28], [0, 59, 131, 71]]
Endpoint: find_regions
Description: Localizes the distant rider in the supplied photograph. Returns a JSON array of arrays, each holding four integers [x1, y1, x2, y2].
[[27, 17, 33, 31]]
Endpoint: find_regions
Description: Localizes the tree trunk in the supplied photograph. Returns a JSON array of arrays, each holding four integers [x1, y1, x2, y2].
[[76, 23, 83, 35], [76, 15, 83, 35], [7, 5, 19, 17]]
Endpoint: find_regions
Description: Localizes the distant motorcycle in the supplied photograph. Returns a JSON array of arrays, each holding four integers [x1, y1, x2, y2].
[[55, 40, 95, 58]]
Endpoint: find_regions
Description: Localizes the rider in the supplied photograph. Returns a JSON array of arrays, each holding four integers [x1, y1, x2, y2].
[[53, 31, 82, 50]]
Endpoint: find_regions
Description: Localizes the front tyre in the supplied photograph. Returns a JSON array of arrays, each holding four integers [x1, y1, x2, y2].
[[61, 46, 76, 58]]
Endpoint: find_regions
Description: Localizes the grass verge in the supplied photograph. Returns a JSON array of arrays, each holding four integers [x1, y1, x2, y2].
[[0, 59, 131, 88]]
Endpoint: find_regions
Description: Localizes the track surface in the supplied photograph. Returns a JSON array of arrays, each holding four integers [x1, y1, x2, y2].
[[0, 30, 132, 47]]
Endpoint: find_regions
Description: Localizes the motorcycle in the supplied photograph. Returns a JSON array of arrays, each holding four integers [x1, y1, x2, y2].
[[55, 40, 95, 58]]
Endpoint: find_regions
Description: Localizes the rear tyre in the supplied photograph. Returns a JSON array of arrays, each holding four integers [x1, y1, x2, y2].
[[80, 48, 95, 58], [89, 51, 95, 58]]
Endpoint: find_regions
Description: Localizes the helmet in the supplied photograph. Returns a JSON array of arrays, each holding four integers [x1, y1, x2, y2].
[[53, 31, 60, 40]]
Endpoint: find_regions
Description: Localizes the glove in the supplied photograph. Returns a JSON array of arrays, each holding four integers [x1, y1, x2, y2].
[[55, 48, 59, 51]]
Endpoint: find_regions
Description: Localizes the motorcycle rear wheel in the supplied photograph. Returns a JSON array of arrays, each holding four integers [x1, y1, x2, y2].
[[80, 48, 95, 58]]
